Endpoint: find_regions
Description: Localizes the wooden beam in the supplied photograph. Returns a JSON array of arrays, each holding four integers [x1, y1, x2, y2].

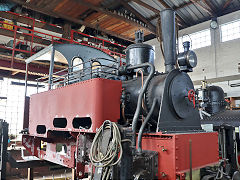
[[72, 0, 155, 34], [148, 1, 197, 22], [62, 22, 72, 39], [27, 168, 33, 180], [189, 0, 213, 16], [0, 65, 60, 77], [156, 0, 187, 26], [0, 54, 66, 69], [131, 0, 186, 26], [157, 0, 169, 8], [174, 0, 218, 17], [174, 0, 201, 11], [72, 168, 75, 180], [131, 0, 159, 13], [147, 14, 159, 21], [11, 0, 134, 42], [222, 0, 234, 10], [11, 71, 20, 75], [175, 1, 194, 10], [120, 0, 156, 33], [202, 0, 216, 15], [0, 66, 24, 73]]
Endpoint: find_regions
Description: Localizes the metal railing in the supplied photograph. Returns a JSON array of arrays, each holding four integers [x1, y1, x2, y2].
[[0, 11, 126, 68], [35, 58, 120, 92]]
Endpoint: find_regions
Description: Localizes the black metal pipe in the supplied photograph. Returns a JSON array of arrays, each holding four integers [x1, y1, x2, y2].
[[137, 98, 157, 153], [160, 9, 176, 73], [48, 47, 55, 89], [127, 62, 155, 147]]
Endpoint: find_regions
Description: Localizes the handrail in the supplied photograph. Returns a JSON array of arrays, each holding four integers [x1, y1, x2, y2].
[[0, 12, 126, 65], [6, 11, 126, 48], [35, 58, 120, 91], [71, 30, 127, 48]]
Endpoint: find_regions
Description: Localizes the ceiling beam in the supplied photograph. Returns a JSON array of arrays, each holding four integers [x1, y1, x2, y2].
[[11, 0, 135, 42], [156, 0, 188, 26], [175, 0, 220, 17], [189, 0, 213, 16], [222, 0, 234, 10], [0, 53, 65, 69], [202, 0, 216, 15], [0, 66, 48, 77], [131, 0, 159, 13], [147, 0, 227, 21], [0, 57, 50, 77], [130, 0, 186, 27], [175, 1, 194, 10], [120, 0, 156, 33], [175, 0, 201, 11], [147, 14, 159, 21], [11, 71, 20, 75], [71, 0, 155, 34], [157, 0, 169, 8]]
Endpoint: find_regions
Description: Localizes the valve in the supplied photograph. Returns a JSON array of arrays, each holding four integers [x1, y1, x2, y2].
[[188, 89, 196, 108]]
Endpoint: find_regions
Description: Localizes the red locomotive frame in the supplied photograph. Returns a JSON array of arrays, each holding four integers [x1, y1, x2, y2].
[[22, 78, 219, 179], [28, 78, 121, 136]]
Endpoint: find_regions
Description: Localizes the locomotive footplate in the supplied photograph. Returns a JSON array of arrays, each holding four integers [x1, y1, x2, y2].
[[140, 132, 219, 180]]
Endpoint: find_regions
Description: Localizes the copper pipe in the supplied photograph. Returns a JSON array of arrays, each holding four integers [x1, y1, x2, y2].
[[136, 69, 147, 113]]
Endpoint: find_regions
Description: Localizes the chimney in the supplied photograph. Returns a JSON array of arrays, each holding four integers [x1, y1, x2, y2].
[[160, 9, 176, 73]]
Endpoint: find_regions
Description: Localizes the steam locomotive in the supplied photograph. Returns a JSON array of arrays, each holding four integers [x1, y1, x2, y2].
[[199, 82, 240, 179], [21, 9, 220, 179]]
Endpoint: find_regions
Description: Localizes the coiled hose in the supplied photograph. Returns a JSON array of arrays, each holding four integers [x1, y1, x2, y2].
[[90, 120, 123, 180]]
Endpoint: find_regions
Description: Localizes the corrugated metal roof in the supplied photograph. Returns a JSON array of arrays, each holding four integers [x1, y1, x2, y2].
[[127, 0, 240, 30], [129, 1, 156, 18], [12, 0, 240, 42]]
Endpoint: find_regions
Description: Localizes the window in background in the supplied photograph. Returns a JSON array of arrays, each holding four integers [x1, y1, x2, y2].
[[220, 19, 240, 42], [0, 78, 47, 141], [178, 29, 211, 52]]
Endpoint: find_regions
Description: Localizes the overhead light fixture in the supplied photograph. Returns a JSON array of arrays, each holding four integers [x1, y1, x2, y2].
[[79, 25, 86, 33], [210, 18, 218, 29]]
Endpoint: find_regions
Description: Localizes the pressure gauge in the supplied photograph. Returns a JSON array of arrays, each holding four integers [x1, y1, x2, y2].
[[210, 20, 218, 29]]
